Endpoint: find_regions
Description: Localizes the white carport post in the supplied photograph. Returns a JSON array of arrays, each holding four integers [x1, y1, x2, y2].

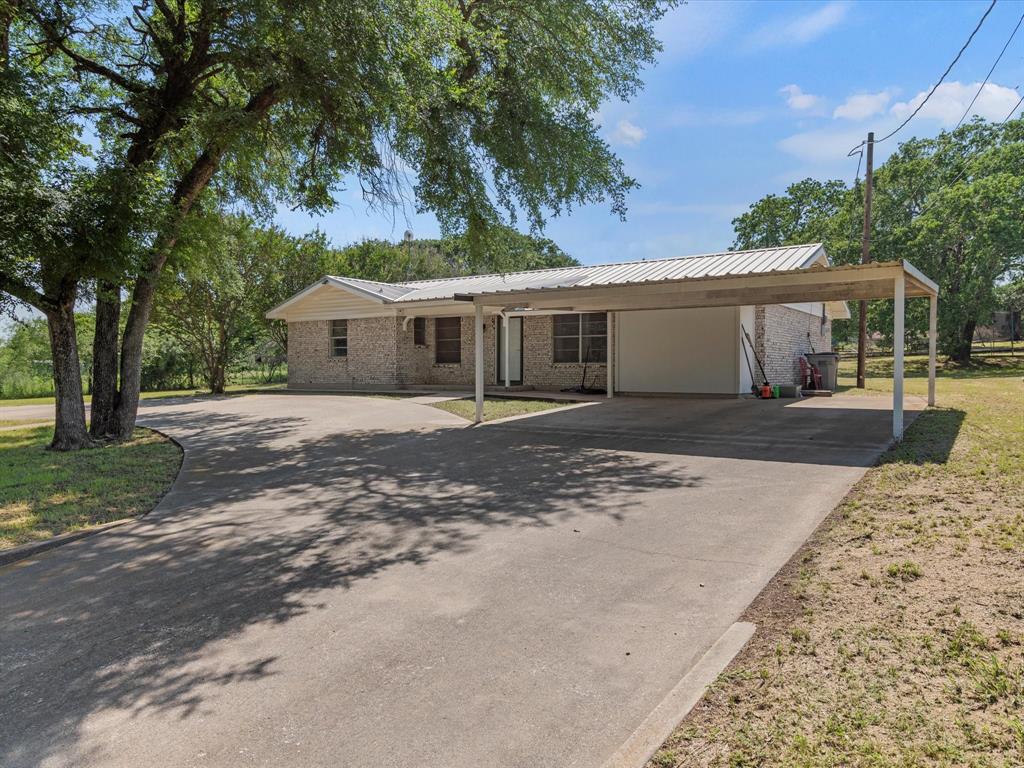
[[928, 293, 937, 407], [503, 313, 510, 389], [893, 274, 905, 440], [606, 311, 614, 398], [474, 304, 485, 423]]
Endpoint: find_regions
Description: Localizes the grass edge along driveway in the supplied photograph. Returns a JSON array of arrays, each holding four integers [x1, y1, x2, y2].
[[1, 426, 183, 549], [430, 396, 576, 422], [648, 352, 1023, 768]]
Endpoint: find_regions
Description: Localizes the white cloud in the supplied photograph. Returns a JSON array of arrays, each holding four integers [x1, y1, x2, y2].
[[656, 1, 739, 60], [611, 119, 647, 146], [833, 89, 895, 120], [890, 82, 1021, 126], [780, 84, 823, 112], [777, 126, 870, 164], [745, 1, 851, 51]]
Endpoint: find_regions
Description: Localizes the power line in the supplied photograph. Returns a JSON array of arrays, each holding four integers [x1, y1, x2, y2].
[[848, 0, 997, 156], [954, 10, 1024, 131]]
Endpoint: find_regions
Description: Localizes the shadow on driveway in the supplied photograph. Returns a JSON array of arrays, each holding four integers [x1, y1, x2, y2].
[[1, 399, 700, 767]]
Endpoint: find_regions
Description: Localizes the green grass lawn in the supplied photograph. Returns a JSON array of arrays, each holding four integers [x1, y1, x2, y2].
[[430, 396, 576, 422], [651, 352, 1024, 768], [0, 419, 52, 428], [0, 382, 287, 409], [0, 426, 183, 549]]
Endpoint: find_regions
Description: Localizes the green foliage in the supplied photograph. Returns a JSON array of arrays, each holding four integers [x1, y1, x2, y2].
[[3, 0, 664, 445], [0, 315, 94, 398], [153, 215, 276, 393], [160, 211, 581, 393], [730, 118, 1024, 360]]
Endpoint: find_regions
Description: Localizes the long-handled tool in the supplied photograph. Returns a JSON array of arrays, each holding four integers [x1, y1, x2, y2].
[[741, 323, 769, 387], [739, 331, 759, 395]]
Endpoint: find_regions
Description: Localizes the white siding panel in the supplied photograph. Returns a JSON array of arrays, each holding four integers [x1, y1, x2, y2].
[[280, 284, 390, 321], [616, 307, 739, 394]]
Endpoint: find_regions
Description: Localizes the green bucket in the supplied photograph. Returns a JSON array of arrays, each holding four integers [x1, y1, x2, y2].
[[772, 385, 780, 399]]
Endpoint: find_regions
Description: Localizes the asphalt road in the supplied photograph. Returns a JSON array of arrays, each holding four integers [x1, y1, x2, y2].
[[0, 393, 918, 768]]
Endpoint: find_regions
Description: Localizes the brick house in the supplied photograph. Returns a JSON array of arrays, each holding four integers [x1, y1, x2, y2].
[[268, 244, 850, 396]]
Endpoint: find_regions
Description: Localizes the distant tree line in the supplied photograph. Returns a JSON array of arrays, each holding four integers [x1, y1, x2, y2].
[[731, 118, 1024, 363], [0, 221, 578, 399]]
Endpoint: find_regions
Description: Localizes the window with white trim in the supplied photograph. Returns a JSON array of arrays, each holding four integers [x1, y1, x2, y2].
[[330, 319, 348, 357], [552, 313, 607, 363]]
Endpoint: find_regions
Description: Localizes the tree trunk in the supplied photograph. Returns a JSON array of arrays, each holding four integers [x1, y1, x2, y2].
[[111, 273, 158, 440], [950, 319, 976, 365], [108, 83, 278, 439], [90, 281, 122, 438], [46, 297, 93, 451], [209, 362, 226, 394]]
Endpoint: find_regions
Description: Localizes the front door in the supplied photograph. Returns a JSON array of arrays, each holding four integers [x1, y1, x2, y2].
[[498, 317, 523, 385]]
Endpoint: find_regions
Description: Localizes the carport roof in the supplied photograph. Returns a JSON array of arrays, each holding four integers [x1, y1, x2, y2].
[[454, 258, 938, 313]]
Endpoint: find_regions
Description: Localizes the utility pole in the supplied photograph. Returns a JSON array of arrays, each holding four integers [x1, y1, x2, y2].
[[856, 131, 874, 389]]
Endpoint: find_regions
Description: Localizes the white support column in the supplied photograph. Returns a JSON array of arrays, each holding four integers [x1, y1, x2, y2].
[[606, 311, 614, 398], [474, 304, 485, 423], [928, 293, 937, 407], [893, 275, 905, 441], [503, 313, 510, 389]]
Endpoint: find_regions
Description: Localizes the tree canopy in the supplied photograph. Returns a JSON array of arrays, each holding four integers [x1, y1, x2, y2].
[[0, 0, 666, 448], [731, 118, 1024, 361]]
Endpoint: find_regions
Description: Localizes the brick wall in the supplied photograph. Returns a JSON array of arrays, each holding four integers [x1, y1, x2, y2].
[[287, 317, 399, 389], [754, 304, 832, 387], [289, 306, 824, 392], [522, 314, 609, 391], [397, 315, 497, 387], [289, 314, 497, 390]]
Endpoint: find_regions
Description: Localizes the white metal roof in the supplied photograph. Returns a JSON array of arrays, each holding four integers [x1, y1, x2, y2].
[[266, 243, 834, 318], [390, 243, 827, 302]]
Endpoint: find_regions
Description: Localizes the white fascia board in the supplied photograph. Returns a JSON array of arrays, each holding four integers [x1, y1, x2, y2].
[[902, 260, 939, 295]]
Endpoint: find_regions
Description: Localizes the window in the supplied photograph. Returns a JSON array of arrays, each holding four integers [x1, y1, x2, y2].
[[553, 313, 607, 363], [413, 317, 426, 346], [330, 319, 348, 357], [435, 317, 461, 364]]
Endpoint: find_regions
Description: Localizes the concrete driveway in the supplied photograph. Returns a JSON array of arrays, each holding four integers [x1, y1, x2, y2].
[[0, 393, 920, 768]]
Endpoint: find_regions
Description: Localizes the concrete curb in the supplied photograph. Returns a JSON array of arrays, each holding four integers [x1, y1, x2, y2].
[[600, 621, 757, 768], [0, 425, 185, 569]]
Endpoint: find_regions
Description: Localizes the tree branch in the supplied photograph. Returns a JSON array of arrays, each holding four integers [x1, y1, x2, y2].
[[0, 272, 54, 312]]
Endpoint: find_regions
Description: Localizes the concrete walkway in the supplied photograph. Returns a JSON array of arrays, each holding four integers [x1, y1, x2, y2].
[[0, 393, 922, 768]]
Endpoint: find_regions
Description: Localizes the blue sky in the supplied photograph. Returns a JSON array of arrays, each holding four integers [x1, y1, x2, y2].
[[275, 0, 1024, 266]]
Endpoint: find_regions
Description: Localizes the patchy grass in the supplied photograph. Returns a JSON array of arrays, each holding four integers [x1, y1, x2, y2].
[[0, 419, 52, 428], [650, 354, 1023, 768], [0, 382, 286, 408], [430, 396, 577, 422], [0, 426, 182, 549]]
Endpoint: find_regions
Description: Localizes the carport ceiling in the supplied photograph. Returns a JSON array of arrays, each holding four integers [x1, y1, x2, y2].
[[457, 260, 937, 313]]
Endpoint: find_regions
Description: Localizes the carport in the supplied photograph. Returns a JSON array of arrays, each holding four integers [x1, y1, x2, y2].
[[463, 260, 939, 440]]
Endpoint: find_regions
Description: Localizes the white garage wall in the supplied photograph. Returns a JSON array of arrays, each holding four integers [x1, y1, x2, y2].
[[615, 307, 740, 394]]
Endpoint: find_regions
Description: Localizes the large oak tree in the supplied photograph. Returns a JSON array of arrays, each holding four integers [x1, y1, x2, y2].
[[0, 0, 665, 449], [730, 118, 1024, 362]]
